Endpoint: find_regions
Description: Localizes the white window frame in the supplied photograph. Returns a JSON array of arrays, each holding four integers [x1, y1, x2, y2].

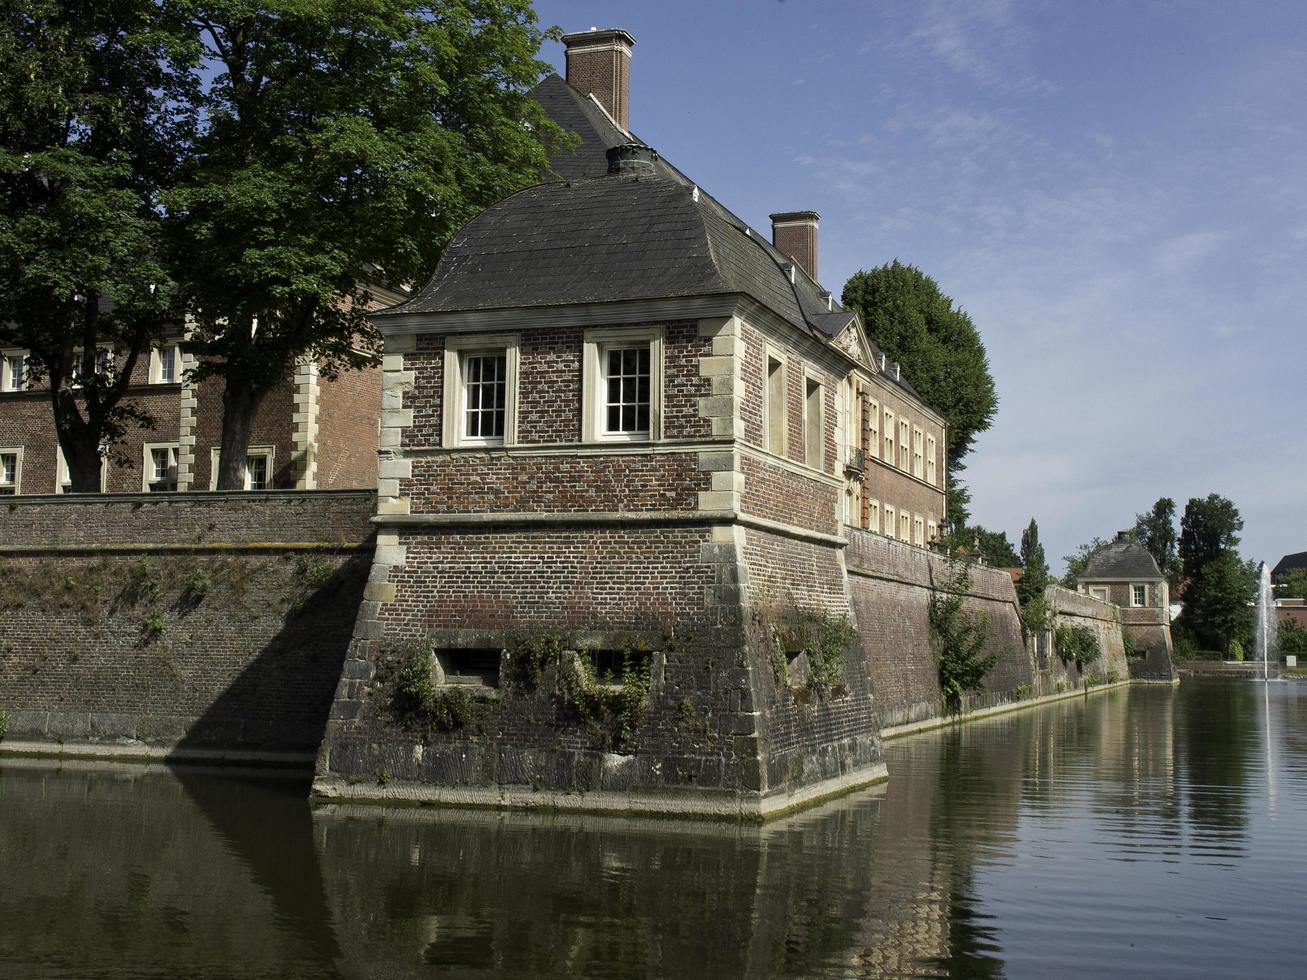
[[926, 434, 937, 486], [582, 326, 663, 443], [2, 350, 28, 392], [803, 370, 825, 472], [0, 447, 22, 494], [868, 498, 880, 534], [142, 443, 180, 492], [209, 445, 276, 490], [900, 510, 911, 541], [441, 332, 520, 448], [1132, 583, 1148, 607], [867, 397, 879, 460], [912, 426, 924, 479], [884, 504, 896, 540], [899, 418, 911, 471], [914, 514, 925, 546], [56, 446, 107, 493], [927, 519, 937, 543], [1090, 586, 1109, 602], [762, 344, 787, 457], [149, 344, 181, 384], [883, 408, 894, 463]]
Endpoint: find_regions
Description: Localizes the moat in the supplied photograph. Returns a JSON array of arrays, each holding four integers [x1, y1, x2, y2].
[[3, 680, 1305, 979]]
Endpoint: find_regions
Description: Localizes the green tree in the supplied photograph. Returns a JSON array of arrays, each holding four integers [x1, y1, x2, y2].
[[1134, 496, 1178, 585], [1016, 518, 1051, 634], [1060, 536, 1111, 588], [166, 1, 564, 488], [1274, 568, 1307, 600], [841, 261, 998, 526], [929, 558, 998, 713], [949, 524, 1019, 567], [0, 1, 195, 490], [1177, 495, 1251, 652]]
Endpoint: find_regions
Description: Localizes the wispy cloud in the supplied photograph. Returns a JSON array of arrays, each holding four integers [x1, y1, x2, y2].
[[907, 0, 1057, 96]]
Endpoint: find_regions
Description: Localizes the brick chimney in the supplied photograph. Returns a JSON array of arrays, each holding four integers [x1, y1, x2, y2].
[[563, 28, 636, 131], [770, 211, 820, 281]]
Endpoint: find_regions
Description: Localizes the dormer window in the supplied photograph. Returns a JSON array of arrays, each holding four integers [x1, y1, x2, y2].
[[582, 326, 663, 443], [442, 333, 519, 448]]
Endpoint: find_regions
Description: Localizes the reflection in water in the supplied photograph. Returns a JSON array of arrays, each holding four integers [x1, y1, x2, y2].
[[3, 682, 1307, 978]]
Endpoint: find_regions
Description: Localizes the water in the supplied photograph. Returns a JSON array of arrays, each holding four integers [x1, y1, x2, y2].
[[1255, 562, 1280, 677], [3, 681, 1307, 979]]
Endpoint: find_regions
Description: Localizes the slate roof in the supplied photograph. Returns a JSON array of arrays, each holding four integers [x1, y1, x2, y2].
[[378, 73, 923, 400], [1079, 539, 1164, 581], [1273, 552, 1307, 579]]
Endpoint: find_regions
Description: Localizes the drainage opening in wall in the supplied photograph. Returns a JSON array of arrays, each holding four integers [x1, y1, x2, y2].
[[583, 649, 652, 687], [435, 649, 502, 688]]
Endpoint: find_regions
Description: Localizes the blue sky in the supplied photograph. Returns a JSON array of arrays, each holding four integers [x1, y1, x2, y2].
[[532, 0, 1306, 573]]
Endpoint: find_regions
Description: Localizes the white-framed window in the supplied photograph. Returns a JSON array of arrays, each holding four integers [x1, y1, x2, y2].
[[209, 446, 275, 490], [899, 418, 911, 471], [56, 446, 107, 493], [884, 504, 896, 540], [149, 344, 180, 384], [69, 348, 113, 389], [764, 348, 787, 455], [1090, 586, 1109, 602], [926, 434, 937, 486], [583, 326, 663, 443], [913, 427, 924, 479], [900, 510, 911, 542], [883, 408, 894, 463], [914, 515, 925, 546], [867, 397, 879, 459], [804, 374, 824, 471], [143, 443, 179, 492], [2, 351, 28, 391], [1132, 584, 1148, 607], [0, 448, 21, 494], [927, 520, 937, 543], [441, 333, 520, 448], [869, 499, 880, 534]]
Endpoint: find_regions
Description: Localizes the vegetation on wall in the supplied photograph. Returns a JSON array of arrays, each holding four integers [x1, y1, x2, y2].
[[929, 559, 998, 713], [1054, 623, 1100, 671], [559, 651, 651, 751], [388, 642, 471, 738], [759, 605, 852, 700], [0, 706, 8, 741]]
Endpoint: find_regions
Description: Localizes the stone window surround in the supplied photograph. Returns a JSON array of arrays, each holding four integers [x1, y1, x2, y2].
[[141, 442, 180, 492], [883, 407, 895, 464], [581, 325, 664, 443], [898, 417, 911, 471], [1132, 583, 1148, 607], [884, 503, 896, 540], [441, 332, 521, 448], [802, 366, 826, 473], [868, 498, 880, 534], [926, 433, 937, 487], [866, 394, 879, 460], [0, 446, 22, 494], [209, 445, 276, 490], [1, 349, 28, 392], [912, 425, 924, 479], [148, 343, 182, 385]]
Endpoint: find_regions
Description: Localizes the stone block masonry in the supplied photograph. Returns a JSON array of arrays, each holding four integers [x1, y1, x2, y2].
[[0, 492, 376, 763]]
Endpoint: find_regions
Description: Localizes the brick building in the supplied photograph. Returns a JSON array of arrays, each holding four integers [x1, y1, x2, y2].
[[315, 29, 950, 815], [0, 295, 400, 495], [1078, 531, 1175, 678]]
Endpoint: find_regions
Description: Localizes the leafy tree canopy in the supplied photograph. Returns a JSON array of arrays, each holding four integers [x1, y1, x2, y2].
[[946, 524, 1019, 568], [0, 0, 196, 490], [841, 260, 998, 470], [165, 1, 566, 487], [1134, 496, 1178, 581], [1177, 495, 1251, 652], [1016, 518, 1051, 633], [1275, 568, 1307, 601], [1179, 493, 1243, 578]]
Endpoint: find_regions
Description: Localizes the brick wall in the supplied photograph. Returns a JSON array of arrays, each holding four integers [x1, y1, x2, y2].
[[845, 528, 1031, 729], [1046, 585, 1131, 687], [316, 363, 381, 489], [0, 492, 376, 758], [192, 374, 299, 490]]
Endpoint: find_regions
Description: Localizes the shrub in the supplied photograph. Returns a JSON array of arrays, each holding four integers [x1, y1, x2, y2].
[[1054, 623, 1100, 670], [1014, 682, 1032, 701], [1106, 668, 1121, 684], [390, 643, 470, 738], [1122, 631, 1139, 659], [1280, 620, 1307, 659], [560, 650, 650, 750], [1228, 639, 1245, 662], [930, 559, 998, 713]]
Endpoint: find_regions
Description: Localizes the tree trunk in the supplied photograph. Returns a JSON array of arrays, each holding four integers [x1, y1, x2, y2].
[[61, 435, 104, 493], [50, 386, 103, 493], [215, 377, 261, 490]]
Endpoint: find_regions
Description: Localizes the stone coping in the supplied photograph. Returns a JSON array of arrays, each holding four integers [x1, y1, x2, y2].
[[0, 739, 315, 768]]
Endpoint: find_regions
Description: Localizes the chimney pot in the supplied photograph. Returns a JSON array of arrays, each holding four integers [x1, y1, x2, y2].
[[606, 142, 658, 175], [892, 361, 901, 380], [563, 28, 636, 131], [769, 210, 820, 281]]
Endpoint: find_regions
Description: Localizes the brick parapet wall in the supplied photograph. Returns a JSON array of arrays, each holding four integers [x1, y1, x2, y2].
[[0, 491, 376, 758], [0, 490, 375, 549]]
